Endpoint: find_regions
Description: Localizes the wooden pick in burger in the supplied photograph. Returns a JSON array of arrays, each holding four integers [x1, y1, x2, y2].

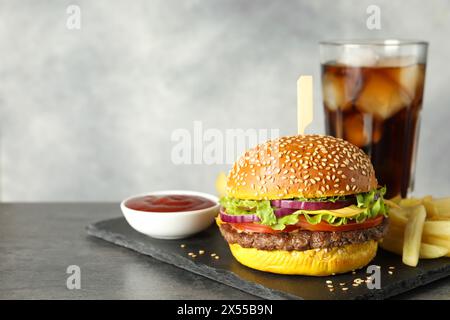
[[297, 75, 314, 135]]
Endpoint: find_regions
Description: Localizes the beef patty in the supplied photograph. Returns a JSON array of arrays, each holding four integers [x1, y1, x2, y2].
[[219, 218, 389, 251]]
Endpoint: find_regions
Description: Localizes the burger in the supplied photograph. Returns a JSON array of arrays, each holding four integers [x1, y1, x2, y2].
[[217, 134, 388, 276]]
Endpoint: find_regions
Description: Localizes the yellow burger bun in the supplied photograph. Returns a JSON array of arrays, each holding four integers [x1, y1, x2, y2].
[[229, 241, 378, 276], [226, 134, 377, 200]]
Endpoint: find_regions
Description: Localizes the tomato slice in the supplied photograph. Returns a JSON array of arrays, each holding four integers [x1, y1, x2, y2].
[[296, 215, 384, 232], [228, 215, 384, 233]]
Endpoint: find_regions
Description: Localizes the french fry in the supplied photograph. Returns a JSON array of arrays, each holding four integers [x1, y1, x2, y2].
[[382, 196, 450, 263], [380, 237, 448, 258], [423, 198, 435, 217], [385, 224, 404, 239], [389, 195, 402, 205], [380, 237, 403, 255], [423, 220, 450, 238], [215, 172, 227, 198], [423, 197, 450, 218], [428, 216, 450, 222], [419, 242, 449, 258], [399, 197, 423, 207], [385, 199, 401, 209], [402, 205, 427, 267], [420, 196, 433, 219], [422, 235, 450, 252], [388, 207, 408, 227]]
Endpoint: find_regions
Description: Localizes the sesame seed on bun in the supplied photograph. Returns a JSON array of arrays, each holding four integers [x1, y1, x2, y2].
[[226, 134, 378, 200]]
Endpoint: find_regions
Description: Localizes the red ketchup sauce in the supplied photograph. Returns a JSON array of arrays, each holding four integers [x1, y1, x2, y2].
[[125, 194, 216, 212]]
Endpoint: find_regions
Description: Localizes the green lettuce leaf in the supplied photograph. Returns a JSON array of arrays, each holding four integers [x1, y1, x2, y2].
[[219, 197, 277, 225], [271, 214, 300, 230], [219, 187, 388, 230], [256, 200, 277, 225], [356, 186, 387, 219]]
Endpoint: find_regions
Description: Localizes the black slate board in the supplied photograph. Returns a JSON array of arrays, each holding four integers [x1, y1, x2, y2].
[[87, 217, 450, 300]]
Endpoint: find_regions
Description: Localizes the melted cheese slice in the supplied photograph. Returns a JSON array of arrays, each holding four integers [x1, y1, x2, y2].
[[300, 205, 366, 217]]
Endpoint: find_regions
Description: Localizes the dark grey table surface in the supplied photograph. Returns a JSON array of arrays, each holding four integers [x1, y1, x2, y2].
[[1, 203, 449, 300]]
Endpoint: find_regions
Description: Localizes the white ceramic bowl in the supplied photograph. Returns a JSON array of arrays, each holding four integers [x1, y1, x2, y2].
[[120, 190, 220, 239]]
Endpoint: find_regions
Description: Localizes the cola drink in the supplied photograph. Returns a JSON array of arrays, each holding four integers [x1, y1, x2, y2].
[[322, 60, 426, 198]]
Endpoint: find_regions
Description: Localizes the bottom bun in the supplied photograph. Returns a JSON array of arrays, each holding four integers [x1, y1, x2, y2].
[[229, 241, 378, 276]]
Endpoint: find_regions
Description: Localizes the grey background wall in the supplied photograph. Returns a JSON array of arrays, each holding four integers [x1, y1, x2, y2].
[[0, 0, 449, 201]]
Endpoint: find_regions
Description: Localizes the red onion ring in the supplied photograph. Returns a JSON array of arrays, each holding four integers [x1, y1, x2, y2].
[[273, 207, 298, 217], [219, 207, 297, 223], [219, 208, 259, 223]]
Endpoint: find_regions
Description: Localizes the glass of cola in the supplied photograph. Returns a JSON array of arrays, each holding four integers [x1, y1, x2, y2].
[[320, 40, 428, 198]]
